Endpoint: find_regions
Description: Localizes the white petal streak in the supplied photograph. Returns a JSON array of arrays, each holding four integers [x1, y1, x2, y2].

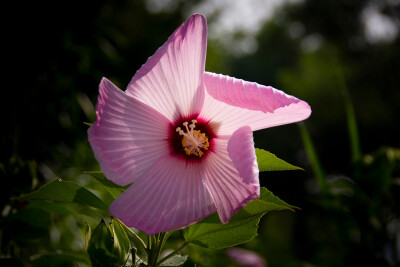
[[110, 155, 216, 235], [88, 78, 170, 186]]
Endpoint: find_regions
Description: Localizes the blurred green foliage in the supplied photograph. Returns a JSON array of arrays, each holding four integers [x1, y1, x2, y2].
[[2, 0, 400, 266]]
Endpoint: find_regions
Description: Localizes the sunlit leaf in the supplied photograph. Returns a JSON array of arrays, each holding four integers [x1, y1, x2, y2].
[[256, 148, 303, 171], [183, 187, 295, 249]]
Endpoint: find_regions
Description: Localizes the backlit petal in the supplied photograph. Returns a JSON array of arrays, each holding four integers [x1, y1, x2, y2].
[[202, 129, 259, 223], [227, 126, 259, 188], [126, 14, 207, 121], [88, 78, 170, 186], [110, 156, 216, 235], [200, 72, 311, 135]]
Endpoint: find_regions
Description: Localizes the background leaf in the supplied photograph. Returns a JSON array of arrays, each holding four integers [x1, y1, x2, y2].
[[32, 251, 90, 267], [16, 178, 109, 211], [5, 208, 52, 241], [160, 254, 188, 266], [256, 148, 303, 171], [183, 187, 294, 249]]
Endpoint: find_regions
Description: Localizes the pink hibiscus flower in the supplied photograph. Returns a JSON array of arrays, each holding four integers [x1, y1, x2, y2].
[[88, 14, 311, 235]]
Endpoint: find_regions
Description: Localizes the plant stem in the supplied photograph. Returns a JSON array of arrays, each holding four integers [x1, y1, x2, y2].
[[152, 232, 166, 266], [148, 234, 152, 250]]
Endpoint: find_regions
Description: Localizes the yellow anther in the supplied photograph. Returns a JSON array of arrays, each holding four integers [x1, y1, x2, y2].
[[175, 120, 209, 157]]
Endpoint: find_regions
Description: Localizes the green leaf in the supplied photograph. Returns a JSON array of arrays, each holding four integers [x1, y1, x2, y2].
[[16, 178, 109, 211], [9, 208, 52, 229], [256, 148, 303, 171], [4, 208, 52, 241], [160, 254, 188, 266], [25, 200, 79, 215], [183, 187, 295, 249], [84, 171, 129, 200]]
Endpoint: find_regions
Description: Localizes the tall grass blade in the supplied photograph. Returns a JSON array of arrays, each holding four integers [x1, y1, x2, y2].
[[333, 58, 362, 162], [298, 122, 329, 196]]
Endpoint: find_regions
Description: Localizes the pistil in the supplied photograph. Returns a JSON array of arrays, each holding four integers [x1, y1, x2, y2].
[[176, 120, 209, 157]]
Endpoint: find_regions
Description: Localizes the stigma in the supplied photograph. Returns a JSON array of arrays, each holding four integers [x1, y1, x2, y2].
[[176, 120, 209, 157]]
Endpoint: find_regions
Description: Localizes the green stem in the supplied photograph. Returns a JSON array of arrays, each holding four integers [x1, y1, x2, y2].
[[130, 247, 137, 267], [160, 232, 173, 249], [148, 234, 152, 250], [155, 241, 189, 267], [147, 235, 153, 266], [152, 232, 166, 265]]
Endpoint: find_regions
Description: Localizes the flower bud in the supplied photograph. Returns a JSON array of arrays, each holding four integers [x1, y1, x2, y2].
[[87, 218, 130, 267]]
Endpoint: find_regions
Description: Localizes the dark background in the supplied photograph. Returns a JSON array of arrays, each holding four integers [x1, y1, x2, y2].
[[2, 0, 400, 266]]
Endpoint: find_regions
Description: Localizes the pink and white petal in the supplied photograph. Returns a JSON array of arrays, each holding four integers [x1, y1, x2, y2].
[[125, 14, 207, 122], [202, 128, 260, 223], [88, 78, 170, 186], [110, 156, 216, 235], [200, 72, 311, 135], [227, 126, 259, 188]]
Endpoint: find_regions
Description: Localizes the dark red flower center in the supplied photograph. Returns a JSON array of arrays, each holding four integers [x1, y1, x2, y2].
[[169, 116, 216, 161]]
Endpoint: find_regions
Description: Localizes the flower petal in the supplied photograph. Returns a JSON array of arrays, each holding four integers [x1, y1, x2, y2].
[[200, 72, 311, 135], [88, 78, 170, 186], [110, 156, 216, 235], [226, 126, 259, 187], [126, 14, 207, 122], [202, 128, 260, 223], [227, 248, 266, 267]]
